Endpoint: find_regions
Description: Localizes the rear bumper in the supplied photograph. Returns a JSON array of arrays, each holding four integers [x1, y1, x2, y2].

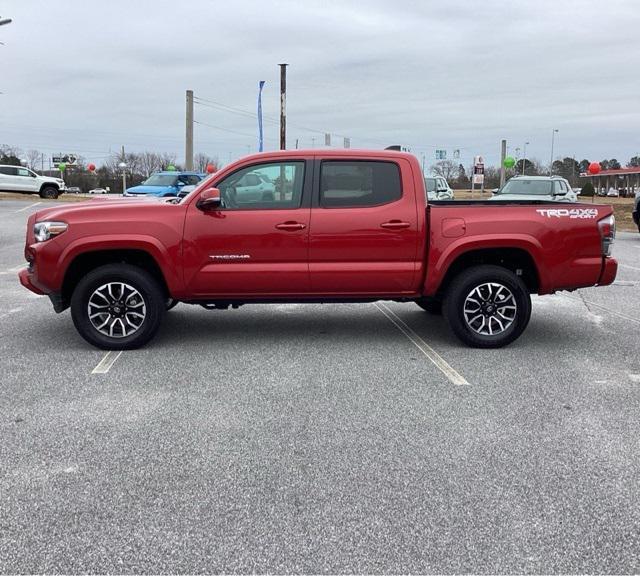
[[598, 257, 617, 286]]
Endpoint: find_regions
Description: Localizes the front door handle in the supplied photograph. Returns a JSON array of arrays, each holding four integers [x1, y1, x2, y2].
[[275, 221, 306, 231], [380, 220, 411, 230]]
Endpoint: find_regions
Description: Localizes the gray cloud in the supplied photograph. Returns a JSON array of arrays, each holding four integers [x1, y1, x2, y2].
[[1, 0, 639, 168]]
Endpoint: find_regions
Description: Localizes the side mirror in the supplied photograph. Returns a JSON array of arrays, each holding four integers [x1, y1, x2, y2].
[[196, 187, 222, 210], [176, 181, 185, 187]]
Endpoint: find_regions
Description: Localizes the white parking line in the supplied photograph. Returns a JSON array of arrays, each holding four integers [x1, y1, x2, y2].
[[15, 202, 41, 213], [0, 307, 23, 319], [567, 294, 640, 326], [0, 265, 26, 275], [619, 263, 640, 272], [374, 302, 470, 386], [91, 351, 123, 374]]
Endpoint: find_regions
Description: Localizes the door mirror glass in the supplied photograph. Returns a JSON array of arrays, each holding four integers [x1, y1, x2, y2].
[[196, 187, 222, 210]]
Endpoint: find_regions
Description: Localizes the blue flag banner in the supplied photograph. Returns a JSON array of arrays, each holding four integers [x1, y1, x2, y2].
[[257, 80, 265, 152]]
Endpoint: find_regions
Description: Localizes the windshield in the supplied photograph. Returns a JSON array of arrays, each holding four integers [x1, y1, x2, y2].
[[424, 177, 436, 193], [142, 174, 178, 187], [498, 179, 553, 196]]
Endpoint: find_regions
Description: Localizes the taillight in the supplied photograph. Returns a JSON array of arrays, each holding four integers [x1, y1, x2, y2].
[[598, 214, 615, 257]]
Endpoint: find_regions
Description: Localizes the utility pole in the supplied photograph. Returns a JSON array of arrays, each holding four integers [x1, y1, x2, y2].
[[499, 139, 507, 187], [522, 141, 529, 175], [278, 63, 288, 150], [185, 90, 194, 170]]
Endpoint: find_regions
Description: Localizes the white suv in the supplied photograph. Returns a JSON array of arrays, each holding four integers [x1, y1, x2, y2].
[[0, 165, 66, 199]]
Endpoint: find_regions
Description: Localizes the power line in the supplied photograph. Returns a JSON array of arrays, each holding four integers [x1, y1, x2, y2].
[[194, 119, 277, 142]]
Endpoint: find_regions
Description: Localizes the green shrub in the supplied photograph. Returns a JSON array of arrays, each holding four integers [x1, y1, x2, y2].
[[581, 182, 595, 197]]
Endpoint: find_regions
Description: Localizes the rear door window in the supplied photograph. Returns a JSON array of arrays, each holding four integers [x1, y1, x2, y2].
[[320, 161, 401, 208]]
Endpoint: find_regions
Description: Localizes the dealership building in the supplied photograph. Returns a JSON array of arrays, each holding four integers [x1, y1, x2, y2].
[[581, 167, 640, 196]]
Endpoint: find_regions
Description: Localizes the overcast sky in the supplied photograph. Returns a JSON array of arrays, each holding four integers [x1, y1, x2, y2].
[[1, 0, 639, 169]]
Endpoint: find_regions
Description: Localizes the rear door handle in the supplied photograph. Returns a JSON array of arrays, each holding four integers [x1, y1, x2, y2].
[[380, 220, 411, 230], [275, 221, 306, 231]]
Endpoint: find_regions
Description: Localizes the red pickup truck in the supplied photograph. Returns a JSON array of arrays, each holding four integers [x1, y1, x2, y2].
[[19, 149, 617, 350]]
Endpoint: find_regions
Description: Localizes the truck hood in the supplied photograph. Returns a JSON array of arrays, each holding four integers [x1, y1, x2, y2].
[[41, 175, 65, 185], [33, 196, 174, 222], [489, 193, 576, 202], [126, 184, 177, 196]]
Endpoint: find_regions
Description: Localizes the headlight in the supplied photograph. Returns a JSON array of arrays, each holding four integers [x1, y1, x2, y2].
[[34, 221, 68, 242]]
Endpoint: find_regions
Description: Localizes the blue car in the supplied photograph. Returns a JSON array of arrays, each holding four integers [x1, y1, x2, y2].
[[124, 171, 206, 197]]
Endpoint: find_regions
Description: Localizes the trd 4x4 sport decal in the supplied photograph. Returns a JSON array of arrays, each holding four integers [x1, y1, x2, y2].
[[536, 208, 599, 219]]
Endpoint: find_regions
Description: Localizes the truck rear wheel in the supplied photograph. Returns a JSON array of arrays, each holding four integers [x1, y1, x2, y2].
[[71, 264, 165, 350], [443, 265, 531, 348], [39, 186, 59, 199]]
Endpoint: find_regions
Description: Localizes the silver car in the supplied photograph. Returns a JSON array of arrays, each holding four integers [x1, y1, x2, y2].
[[491, 176, 577, 202], [424, 176, 454, 201]]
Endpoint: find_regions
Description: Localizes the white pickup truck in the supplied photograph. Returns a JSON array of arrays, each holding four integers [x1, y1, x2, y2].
[[0, 165, 66, 199]]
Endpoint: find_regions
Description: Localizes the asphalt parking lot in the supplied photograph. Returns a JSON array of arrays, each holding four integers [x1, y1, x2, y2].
[[1, 198, 639, 573]]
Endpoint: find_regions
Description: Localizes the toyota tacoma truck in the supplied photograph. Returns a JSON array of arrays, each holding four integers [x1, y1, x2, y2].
[[19, 150, 618, 350]]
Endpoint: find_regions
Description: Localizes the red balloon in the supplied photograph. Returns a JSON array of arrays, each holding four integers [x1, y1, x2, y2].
[[206, 164, 216, 174], [588, 162, 601, 175], [88, 163, 96, 172]]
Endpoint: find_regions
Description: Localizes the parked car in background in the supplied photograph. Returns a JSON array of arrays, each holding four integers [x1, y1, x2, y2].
[[124, 171, 205, 198], [633, 192, 640, 232], [0, 165, 66, 198], [607, 187, 619, 198], [217, 169, 278, 204], [66, 186, 82, 194], [424, 176, 454, 200], [491, 176, 578, 202], [88, 187, 110, 195]]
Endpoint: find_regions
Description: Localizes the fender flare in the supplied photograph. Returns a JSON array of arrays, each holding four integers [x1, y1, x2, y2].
[[425, 234, 549, 295], [55, 234, 183, 294]]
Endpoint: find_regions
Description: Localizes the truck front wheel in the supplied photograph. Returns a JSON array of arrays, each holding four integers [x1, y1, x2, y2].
[[71, 264, 165, 350], [443, 265, 531, 348]]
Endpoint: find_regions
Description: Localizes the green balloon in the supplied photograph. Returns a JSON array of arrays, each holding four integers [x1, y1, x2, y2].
[[58, 162, 67, 171], [166, 164, 176, 171], [503, 156, 516, 169]]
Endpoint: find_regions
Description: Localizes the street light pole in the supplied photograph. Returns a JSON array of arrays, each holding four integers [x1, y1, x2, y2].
[[550, 129, 558, 174], [522, 141, 529, 175]]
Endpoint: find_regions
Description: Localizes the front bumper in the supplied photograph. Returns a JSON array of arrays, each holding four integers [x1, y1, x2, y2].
[[598, 257, 618, 286], [19, 267, 46, 295]]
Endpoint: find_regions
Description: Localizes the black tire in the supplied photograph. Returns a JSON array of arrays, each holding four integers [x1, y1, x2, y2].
[[39, 186, 59, 199], [166, 299, 179, 311], [443, 265, 531, 348], [71, 264, 165, 350], [415, 297, 442, 315]]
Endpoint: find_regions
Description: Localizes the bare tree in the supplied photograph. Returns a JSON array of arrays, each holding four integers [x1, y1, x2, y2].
[[160, 153, 178, 170], [25, 149, 43, 171], [430, 160, 457, 180], [194, 152, 218, 172], [139, 151, 163, 177]]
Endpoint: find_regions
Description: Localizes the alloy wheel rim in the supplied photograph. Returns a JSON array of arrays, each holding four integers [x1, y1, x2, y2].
[[463, 282, 517, 336], [87, 282, 146, 338]]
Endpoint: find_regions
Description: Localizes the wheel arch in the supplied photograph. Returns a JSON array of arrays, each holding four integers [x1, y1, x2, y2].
[[431, 246, 541, 299], [61, 248, 172, 306]]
